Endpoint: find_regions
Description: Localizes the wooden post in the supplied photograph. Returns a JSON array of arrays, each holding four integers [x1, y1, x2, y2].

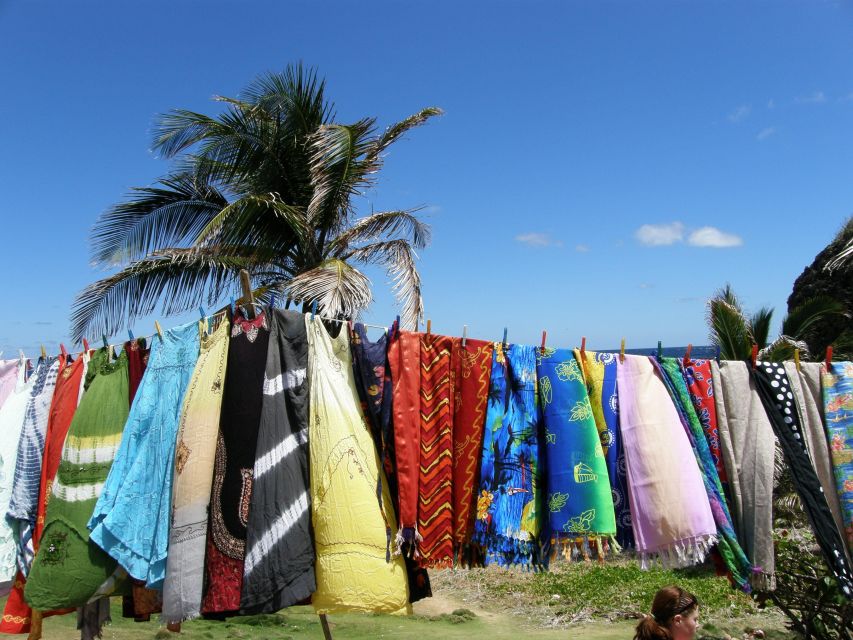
[[319, 613, 333, 639]]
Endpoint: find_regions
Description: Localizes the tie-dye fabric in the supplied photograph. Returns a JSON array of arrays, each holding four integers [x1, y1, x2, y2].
[[473, 344, 543, 567], [822, 361, 853, 554], [579, 351, 634, 549], [657, 357, 753, 591], [537, 349, 615, 557]]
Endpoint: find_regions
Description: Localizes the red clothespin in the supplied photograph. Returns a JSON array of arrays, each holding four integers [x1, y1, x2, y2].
[[826, 345, 834, 370], [82, 338, 89, 353], [580, 336, 586, 361], [540, 330, 547, 355], [683, 344, 693, 366], [751, 344, 758, 369], [60, 343, 67, 360]]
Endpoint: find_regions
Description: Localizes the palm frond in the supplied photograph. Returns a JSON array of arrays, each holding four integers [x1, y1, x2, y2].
[[344, 239, 423, 330], [781, 295, 847, 340], [329, 210, 431, 254], [195, 193, 307, 252], [365, 107, 444, 166], [760, 336, 809, 362], [152, 110, 224, 159], [825, 240, 853, 271], [707, 296, 753, 360], [749, 306, 774, 348], [281, 259, 372, 320], [240, 64, 335, 130], [70, 247, 254, 342], [90, 172, 228, 266]]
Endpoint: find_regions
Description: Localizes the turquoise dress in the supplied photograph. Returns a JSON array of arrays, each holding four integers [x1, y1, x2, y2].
[[88, 322, 200, 589]]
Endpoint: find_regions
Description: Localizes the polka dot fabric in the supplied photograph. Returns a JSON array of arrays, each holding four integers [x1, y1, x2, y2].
[[752, 361, 853, 598]]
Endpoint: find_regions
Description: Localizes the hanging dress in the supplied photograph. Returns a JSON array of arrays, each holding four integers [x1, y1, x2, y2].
[[24, 349, 129, 610], [89, 322, 199, 589], [202, 310, 270, 616], [162, 319, 229, 624], [307, 316, 409, 614], [0, 356, 35, 595]]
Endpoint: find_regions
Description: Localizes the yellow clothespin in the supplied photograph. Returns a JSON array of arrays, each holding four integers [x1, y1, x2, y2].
[[794, 348, 801, 372], [239, 269, 255, 319], [40, 345, 46, 360], [620, 338, 625, 363], [154, 321, 164, 340]]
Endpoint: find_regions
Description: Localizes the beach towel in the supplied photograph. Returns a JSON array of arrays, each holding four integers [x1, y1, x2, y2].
[[25, 349, 129, 610], [451, 337, 493, 559], [537, 349, 615, 558], [307, 316, 409, 614], [89, 321, 199, 589], [785, 362, 848, 558], [202, 310, 270, 615], [752, 361, 853, 598], [473, 343, 543, 567], [711, 360, 777, 591], [823, 361, 853, 554], [616, 354, 716, 568], [657, 358, 753, 591], [352, 324, 431, 600], [241, 309, 314, 614], [682, 359, 728, 489], [161, 318, 229, 623]]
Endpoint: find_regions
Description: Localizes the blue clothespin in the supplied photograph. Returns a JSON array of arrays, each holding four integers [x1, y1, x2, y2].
[[269, 292, 277, 308], [657, 341, 663, 360], [502, 327, 508, 349], [199, 306, 206, 319], [230, 296, 236, 316], [311, 301, 318, 320], [128, 329, 134, 341], [716, 345, 721, 363], [102, 334, 109, 350]]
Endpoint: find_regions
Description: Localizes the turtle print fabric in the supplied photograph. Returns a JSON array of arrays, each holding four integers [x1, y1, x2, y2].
[[823, 361, 853, 554]]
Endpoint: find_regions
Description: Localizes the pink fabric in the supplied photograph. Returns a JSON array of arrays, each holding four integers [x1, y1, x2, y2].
[[0, 359, 19, 409], [617, 355, 717, 566]]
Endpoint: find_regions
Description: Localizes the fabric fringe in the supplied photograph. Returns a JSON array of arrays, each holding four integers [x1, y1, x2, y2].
[[639, 534, 717, 570], [470, 532, 545, 570], [750, 571, 777, 592], [546, 535, 618, 564]]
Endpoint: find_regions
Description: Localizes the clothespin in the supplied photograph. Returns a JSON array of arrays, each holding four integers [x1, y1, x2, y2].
[[102, 334, 109, 350], [794, 348, 801, 372], [502, 327, 508, 349], [657, 341, 662, 360], [683, 344, 692, 366], [426, 319, 432, 336], [462, 325, 468, 347], [540, 330, 547, 355], [82, 338, 89, 353], [620, 338, 625, 363], [239, 269, 255, 319], [269, 292, 277, 308], [40, 345, 46, 360], [230, 296, 236, 317], [60, 343, 67, 363], [155, 321, 164, 340], [128, 329, 134, 341], [199, 306, 206, 320], [750, 344, 758, 369], [826, 345, 834, 370], [580, 336, 587, 362], [311, 301, 318, 320], [715, 345, 721, 363]]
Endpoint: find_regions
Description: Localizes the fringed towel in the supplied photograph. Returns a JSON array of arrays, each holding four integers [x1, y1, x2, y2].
[[711, 360, 777, 591], [25, 349, 129, 610], [823, 361, 853, 555], [451, 337, 493, 563], [473, 344, 543, 568], [537, 349, 615, 559], [579, 350, 634, 549], [752, 361, 853, 597], [307, 317, 409, 614], [203, 310, 270, 616], [657, 358, 753, 591], [241, 309, 314, 614], [786, 362, 848, 557], [351, 324, 431, 601], [616, 354, 716, 568], [161, 319, 230, 624]]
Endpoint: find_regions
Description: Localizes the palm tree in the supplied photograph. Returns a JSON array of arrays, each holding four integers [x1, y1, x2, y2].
[[71, 63, 442, 342], [706, 284, 847, 361]]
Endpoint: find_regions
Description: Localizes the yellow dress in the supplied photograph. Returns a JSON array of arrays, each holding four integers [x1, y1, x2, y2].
[[306, 317, 409, 614]]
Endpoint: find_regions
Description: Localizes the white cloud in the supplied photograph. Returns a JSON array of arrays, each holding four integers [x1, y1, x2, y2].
[[639, 283, 655, 289], [756, 126, 776, 141], [728, 104, 752, 123], [515, 232, 562, 248], [575, 244, 590, 253], [767, 99, 775, 109], [687, 226, 743, 248], [796, 91, 827, 104], [635, 222, 685, 246], [839, 92, 853, 103]]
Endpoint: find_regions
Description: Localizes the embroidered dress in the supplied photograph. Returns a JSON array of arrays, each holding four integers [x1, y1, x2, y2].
[[202, 310, 269, 615], [24, 349, 129, 610], [752, 361, 853, 597], [579, 350, 633, 549], [473, 344, 543, 568], [241, 309, 314, 614], [537, 349, 615, 558], [616, 354, 716, 568], [89, 322, 200, 589], [0, 356, 34, 595], [451, 337, 493, 562], [823, 361, 853, 554], [308, 317, 409, 614], [657, 358, 753, 591], [352, 324, 431, 600], [162, 319, 229, 623]]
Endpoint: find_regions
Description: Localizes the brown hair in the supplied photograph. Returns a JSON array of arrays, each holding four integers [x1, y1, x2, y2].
[[633, 586, 699, 640]]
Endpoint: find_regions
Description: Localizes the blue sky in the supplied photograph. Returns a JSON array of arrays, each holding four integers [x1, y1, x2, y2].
[[1, 1, 852, 357]]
